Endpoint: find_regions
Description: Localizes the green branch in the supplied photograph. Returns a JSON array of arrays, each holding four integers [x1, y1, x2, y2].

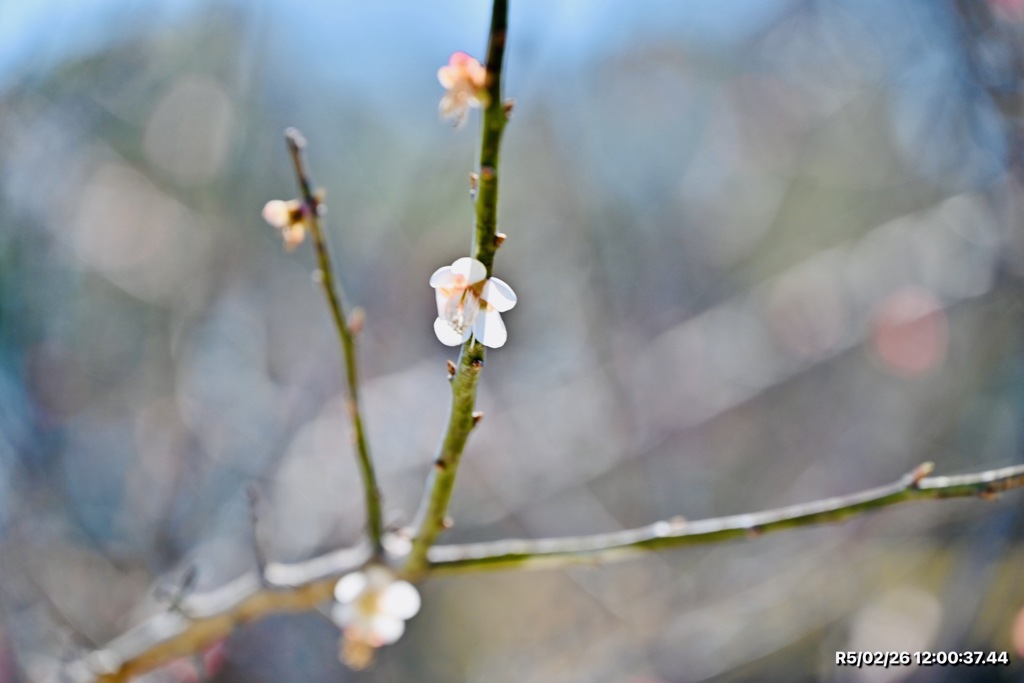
[[474, 0, 509, 275], [80, 462, 1024, 680], [284, 129, 384, 557], [404, 0, 510, 577], [425, 462, 1024, 574]]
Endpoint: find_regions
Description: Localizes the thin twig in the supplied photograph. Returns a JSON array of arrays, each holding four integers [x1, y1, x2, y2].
[[245, 483, 268, 577], [404, 0, 510, 578], [425, 462, 1024, 573], [473, 0, 509, 276], [284, 128, 385, 558], [77, 462, 1024, 681]]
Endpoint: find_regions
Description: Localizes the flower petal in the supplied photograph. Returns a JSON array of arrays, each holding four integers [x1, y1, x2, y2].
[[261, 200, 291, 228], [335, 573, 368, 604], [434, 317, 467, 346], [282, 224, 305, 251], [439, 93, 456, 117], [435, 290, 450, 318], [363, 565, 396, 589], [429, 266, 454, 288], [449, 51, 475, 68], [437, 66, 455, 89], [451, 257, 487, 284], [481, 278, 517, 312], [474, 309, 507, 348], [331, 603, 357, 628], [380, 581, 421, 620], [369, 615, 405, 646]]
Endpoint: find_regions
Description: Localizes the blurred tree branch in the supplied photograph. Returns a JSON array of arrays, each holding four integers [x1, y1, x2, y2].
[[77, 461, 1024, 681]]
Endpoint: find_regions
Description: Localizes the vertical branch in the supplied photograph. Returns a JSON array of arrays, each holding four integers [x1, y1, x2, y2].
[[284, 129, 385, 558], [473, 0, 509, 274], [405, 0, 510, 577]]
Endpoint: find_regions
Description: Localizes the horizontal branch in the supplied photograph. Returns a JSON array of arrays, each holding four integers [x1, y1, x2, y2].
[[425, 462, 1024, 574], [78, 545, 372, 683], [73, 462, 1024, 681]]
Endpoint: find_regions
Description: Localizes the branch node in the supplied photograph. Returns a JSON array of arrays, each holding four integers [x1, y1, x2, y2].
[[909, 461, 935, 487], [471, 411, 484, 426], [503, 98, 515, 118], [480, 165, 496, 181], [246, 482, 269, 580], [434, 458, 448, 472], [348, 307, 365, 335], [158, 565, 198, 616]]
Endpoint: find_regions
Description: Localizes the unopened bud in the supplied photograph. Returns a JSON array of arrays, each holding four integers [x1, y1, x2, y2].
[[285, 127, 306, 149], [349, 307, 365, 335]]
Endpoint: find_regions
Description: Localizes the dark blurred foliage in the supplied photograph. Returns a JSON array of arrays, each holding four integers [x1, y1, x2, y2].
[[2, 0, 1024, 681]]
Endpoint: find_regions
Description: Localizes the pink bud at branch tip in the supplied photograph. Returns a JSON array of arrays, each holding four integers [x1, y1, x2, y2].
[[438, 52, 488, 129]]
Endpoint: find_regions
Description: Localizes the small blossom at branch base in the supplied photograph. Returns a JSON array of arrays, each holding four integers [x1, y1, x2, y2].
[[430, 257, 517, 348], [438, 51, 488, 128], [332, 566, 421, 670]]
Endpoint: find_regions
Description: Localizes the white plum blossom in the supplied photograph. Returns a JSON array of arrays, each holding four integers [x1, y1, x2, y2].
[[430, 256, 517, 348], [437, 51, 488, 128], [261, 198, 306, 251], [332, 566, 421, 669]]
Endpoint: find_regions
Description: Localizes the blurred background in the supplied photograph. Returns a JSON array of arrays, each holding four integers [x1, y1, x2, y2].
[[2, 0, 1024, 681]]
